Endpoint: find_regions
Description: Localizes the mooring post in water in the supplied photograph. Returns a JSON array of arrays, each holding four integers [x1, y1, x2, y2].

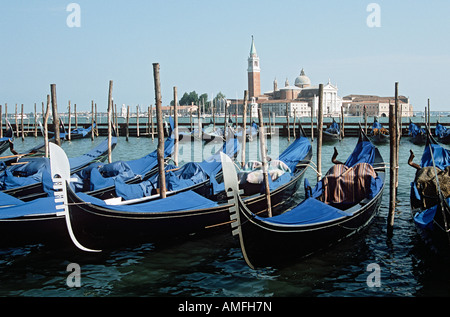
[[364, 105, 367, 134], [241, 90, 248, 167], [150, 104, 154, 140], [258, 107, 272, 217], [107, 80, 113, 163], [190, 102, 193, 132], [44, 95, 50, 158], [286, 103, 290, 142], [153, 63, 166, 199], [317, 84, 324, 182], [387, 82, 399, 235], [427, 99, 431, 132], [136, 105, 140, 137], [67, 101, 71, 141], [74, 103, 78, 129], [91, 101, 95, 141], [14, 104, 18, 138], [310, 103, 314, 141], [212, 99, 215, 131], [34, 103, 37, 138], [173, 86, 179, 166], [94, 103, 98, 137], [50, 84, 61, 146], [20, 104, 24, 141], [126, 105, 130, 141], [197, 100, 201, 139]]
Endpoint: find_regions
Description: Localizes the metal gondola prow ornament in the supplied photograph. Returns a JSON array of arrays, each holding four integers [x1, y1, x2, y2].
[[49, 142, 102, 253], [220, 152, 256, 269], [220, 152, 242, 236]]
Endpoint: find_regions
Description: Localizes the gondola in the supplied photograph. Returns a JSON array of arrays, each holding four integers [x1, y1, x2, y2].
[[0, 120, 14, 156], [322, 119, 342, 143], [435, 121, 450, 145], [191, 122, 225, 143], [222, 127, 386, 269], [409, 129, 450, 254], [66, 122, 96, 140], [369, 118, 389, 144], [0, 133, 118, 201], [99, 137, 241, 201], [0, 191, 69, 247], [408, 120, 426, 145], [234, 122, 258, 142], [58, 128, 312, 251]]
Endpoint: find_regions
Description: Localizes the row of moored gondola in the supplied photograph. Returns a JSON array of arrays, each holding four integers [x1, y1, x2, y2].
[[0, 114, 449, 268]]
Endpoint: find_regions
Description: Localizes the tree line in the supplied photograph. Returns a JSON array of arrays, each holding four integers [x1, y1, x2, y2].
[[171, 91, 227, 113]]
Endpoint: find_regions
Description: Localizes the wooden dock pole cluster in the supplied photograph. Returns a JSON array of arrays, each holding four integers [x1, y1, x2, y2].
[[387, 82, 400, 235]]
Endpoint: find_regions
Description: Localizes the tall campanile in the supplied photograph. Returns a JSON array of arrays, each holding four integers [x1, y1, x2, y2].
[[247, 36, 261, 99]]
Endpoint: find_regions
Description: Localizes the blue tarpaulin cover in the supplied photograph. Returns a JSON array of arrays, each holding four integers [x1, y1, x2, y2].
[[414, 197, 450, 230], [420, 143, 450, 170], [0, 196, 57, 219], [71, 136, 175, 192], [372, 121, 382, 130], [435, 123, 450, 139], [409, 122, 425, 137], [277, 136, 312, 173], [256, 197, 350, 225], [344, 141, 376, 167], [0, 157, 51, 190], [325, 121, 340, 135]]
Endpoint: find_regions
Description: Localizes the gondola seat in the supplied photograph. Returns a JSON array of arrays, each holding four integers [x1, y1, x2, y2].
[[319, 163, 381, 208], [238, 160, 292, 195]]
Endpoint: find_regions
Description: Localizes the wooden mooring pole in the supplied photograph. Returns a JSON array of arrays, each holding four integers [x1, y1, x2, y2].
[[241, 90, 248, 167], [258, 107, 272, 217], [387, 82, 399, 235], [126, 105, 130, 141], [317, 84, 324, 182], [173, 86, 179, 166], [107, 80, 113, 163], [153, 63, 166, 199], [67, 101, 71, 141], [50, 84, 61, 146]]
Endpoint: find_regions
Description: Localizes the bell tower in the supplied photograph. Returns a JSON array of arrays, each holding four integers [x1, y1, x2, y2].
[[247, 36, 261, 99]]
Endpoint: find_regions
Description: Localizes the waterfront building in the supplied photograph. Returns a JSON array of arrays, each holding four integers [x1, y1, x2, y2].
[[342, 95, 413, 117]]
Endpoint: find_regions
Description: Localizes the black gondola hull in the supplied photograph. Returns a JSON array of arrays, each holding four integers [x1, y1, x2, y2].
[[66, 152, 312, 250], [369, 133, 389, 144], [0, 215, 70, 248], [322, 131, 340, 143], [236, 189, 384, 268]]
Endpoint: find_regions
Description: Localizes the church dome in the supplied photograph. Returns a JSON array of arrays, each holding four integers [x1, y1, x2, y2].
[[295, 68, 311, 88]]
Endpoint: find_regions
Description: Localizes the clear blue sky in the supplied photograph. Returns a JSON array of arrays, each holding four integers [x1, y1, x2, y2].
[[1, 0, 449, 113]]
